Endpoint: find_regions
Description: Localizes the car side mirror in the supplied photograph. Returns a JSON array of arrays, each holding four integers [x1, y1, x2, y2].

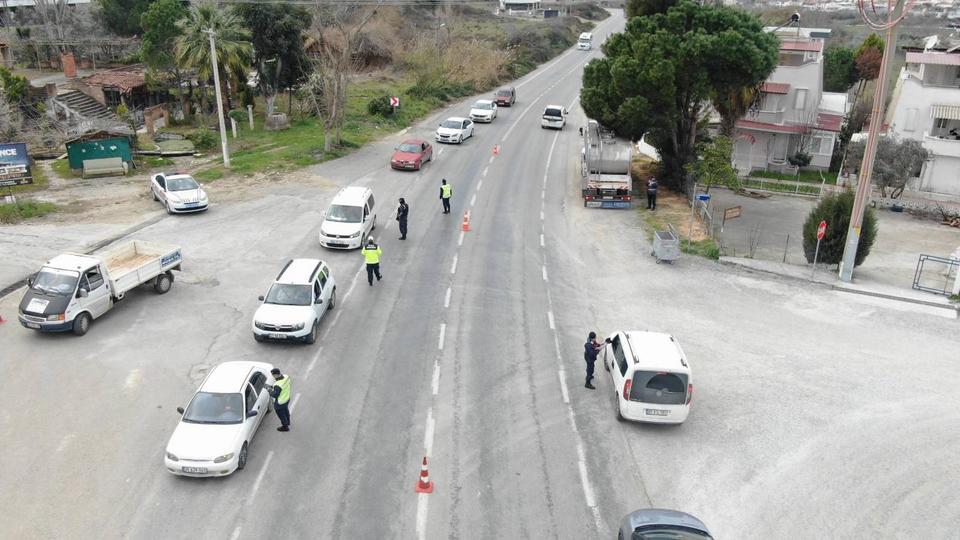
[[77, 288, 88, 298], [246, 410, 258, 419], [27, 276, 33, 287], [258, 295, 265, 301], [315, 296, 323, 304], [176, 407, 184, 415]]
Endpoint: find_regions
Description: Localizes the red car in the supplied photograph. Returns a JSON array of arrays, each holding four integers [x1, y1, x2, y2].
[[390, 139, 433, 171]]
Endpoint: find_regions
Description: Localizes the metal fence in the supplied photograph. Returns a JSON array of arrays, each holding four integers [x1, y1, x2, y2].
[[913, 254, 960, 296], [710, 223, 810, 266]]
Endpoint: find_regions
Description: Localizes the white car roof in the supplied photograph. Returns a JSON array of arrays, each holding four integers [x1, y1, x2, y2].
[[623, 331, 690, 373], [159, 173, 196, 182], [44, 253, 100, 272], [544, 104, 564, 110], [445, 116, 468, 122], [331, 185, 371, 206], [473, 100, 493, 106], [276, 258, 323, 284], [201, 361, 273, 393]]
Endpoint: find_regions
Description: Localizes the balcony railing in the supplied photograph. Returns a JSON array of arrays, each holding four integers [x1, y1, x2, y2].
[[922, 132, 960, 158]]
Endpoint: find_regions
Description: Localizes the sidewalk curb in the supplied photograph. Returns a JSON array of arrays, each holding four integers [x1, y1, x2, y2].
[[0, 212, 165, 301], [718, 258, 959, 314]]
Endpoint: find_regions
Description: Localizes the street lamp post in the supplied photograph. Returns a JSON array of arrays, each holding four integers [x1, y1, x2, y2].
[[435, 21, 445, 65], [205, 28, 231, 168]]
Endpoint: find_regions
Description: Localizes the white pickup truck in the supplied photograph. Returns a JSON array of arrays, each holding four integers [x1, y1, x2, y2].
[[18, 240, 182, 336]]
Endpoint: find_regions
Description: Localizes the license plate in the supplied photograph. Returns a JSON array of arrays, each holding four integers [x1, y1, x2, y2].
[[25, 322, 40, 329], [645, 409, 669, 416], [184, 202, 199, 207], [182, 466, 207, 474], [269, 333, 287, 340]]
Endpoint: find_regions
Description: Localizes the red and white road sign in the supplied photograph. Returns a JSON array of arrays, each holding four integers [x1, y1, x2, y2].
[[817, 220, 827, 240], [390, 96, 400, 107]]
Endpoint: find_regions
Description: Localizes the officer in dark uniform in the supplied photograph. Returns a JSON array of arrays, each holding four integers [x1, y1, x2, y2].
[[646, 177, 658, 210], [396, 198, 409, 240], [584, 331, 602, 389]]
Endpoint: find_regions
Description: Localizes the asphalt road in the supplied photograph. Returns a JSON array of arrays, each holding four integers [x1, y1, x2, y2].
[[3, 9, 960, 539]]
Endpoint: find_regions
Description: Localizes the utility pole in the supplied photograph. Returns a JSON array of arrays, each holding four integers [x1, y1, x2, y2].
[[839, 0, 905, 281], [205, 28, 231, 168]]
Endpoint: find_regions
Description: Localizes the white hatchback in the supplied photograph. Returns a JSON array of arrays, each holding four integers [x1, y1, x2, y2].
[[150, 173, 209, 214], [603, 331, 693, 424], [165, 361, 275, 477], [435, 117, 475, 144]]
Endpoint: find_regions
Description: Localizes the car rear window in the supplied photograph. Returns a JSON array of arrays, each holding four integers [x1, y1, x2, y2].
[[632, 525, 713, 539], [544, 107, 563, 118], [629, 371, 688, 405]]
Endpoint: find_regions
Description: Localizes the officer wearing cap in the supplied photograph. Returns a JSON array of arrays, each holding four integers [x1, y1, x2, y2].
[[584, 331, 602, 389], [362, 237, 382, 286], [269, 367, 291, 432]]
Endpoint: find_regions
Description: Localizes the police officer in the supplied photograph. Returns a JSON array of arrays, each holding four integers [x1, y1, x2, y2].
[[440, 179, 452, 214], [396, 197, 409, 240], [362, 237, 382, 286], [646, 177, 658, 210], [269, 367, 291, 431], [584, 331, 602, 389]]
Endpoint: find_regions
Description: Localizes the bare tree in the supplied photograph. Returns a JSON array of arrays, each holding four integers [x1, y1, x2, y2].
[[0, 88, 23, 140], [303, 1, 380, 153], [33, 0, 71, 52]]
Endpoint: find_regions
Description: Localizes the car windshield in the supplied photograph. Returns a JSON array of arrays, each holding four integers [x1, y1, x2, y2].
[[497, 90, 511, 96], [544, 107, 563, 117], [630, 371, 689, 405], [326, 204, 363, 223], [473, 101, 493, 110], [167, 177, 199, 191], [31, 268, 79, 296], [579, 37, 590, 43], [632, 525, 713, 539], [397, 143, 421, 152], [264, 283, 312, 306], [440, 120, 463, 129], [182, 392, 244, 425]]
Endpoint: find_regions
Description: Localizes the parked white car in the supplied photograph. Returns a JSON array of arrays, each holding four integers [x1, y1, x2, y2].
[[435, 117, 475, 144], [164, 361, 275, 477], [469, 100, 498, 123], [603, 330, 693, 424], [252, 259, 336, 344], [150, 173, 208, 214]]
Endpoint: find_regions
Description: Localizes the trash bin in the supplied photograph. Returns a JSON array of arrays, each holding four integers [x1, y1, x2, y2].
[[652, 225, 680, 264]]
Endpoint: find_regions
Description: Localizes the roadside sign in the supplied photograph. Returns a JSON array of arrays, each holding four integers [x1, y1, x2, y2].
[[696, 193, 711, 202], [812, 220, 827, 280], [0, 143, 32, 188], [723, 205, 741, 221], [390, 96, 400, 107], [817, 220, 827, 240]]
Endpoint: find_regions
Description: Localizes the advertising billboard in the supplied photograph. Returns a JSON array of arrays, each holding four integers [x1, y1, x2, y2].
[[0, 143, 32, 188]]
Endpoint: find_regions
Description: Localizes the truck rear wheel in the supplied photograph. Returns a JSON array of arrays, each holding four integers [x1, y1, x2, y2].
[[73, 313, 92, 336], [154, 272, 173, 294]]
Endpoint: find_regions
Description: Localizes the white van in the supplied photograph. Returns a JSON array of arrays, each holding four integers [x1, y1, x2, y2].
[[319, 186, 377, 249], [577, 32, 593, 50], [541, 105, 567, 130], [603, 331, 693, 424]]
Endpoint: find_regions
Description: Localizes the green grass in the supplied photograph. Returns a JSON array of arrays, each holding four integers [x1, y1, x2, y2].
[[0, 200, 58, 223], [742, 177, 822, 195], [6, 161, 51, 193], [681, 238, 721, 260], [638, 201, 721, 261], [141, 156, 175, 168], [750, 169, 836, 184], [51, 159, 78, 179]]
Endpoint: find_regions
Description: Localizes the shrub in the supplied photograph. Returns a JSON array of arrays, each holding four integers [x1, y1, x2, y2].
[[366, 95, 394, 117], [802, 190, 877, 266], [187, 129, 217, 151], [788, 151, 812, 168], [228, 109, 247, 124]]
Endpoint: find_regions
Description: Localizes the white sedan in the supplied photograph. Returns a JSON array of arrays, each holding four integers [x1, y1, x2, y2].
[[435, 117, 475, 144], [164, 361, 275, 477], [151, 172, 209, 214], [469, 100, 498, 123]]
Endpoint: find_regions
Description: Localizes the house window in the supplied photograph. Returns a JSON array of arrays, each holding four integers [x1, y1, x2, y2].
[[903, 108, 918, 132], [810, 132, 833, 154], [794, 89, 808, 110]]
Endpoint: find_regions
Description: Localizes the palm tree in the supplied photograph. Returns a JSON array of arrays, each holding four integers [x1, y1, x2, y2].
[[175, 3, 251, 120], [712, 83, 763, 137]]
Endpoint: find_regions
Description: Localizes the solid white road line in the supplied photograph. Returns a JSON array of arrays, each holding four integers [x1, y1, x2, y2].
[[304, 347, 322, 379], [230, 526, 242, 540], [424, 408, 436, 456], [482, 167, 488, 177], [247, 450, 275, 506], [489, 155, 495, 164], [438, 147, 444, 155], [444, 287, 452, 308], [416, 493, 430, 540], [450, 255, 458, 275], [341, 264, 365, 304], [438, 323, 446, 350], [547, 310, 555, 330], [458, 231, 464, 247], [477, 179, 482, 190], [470, 193, 477, 207], [558, 369, 570, 404], [290, 393, 301, 412], [542, 266, 548, 281]]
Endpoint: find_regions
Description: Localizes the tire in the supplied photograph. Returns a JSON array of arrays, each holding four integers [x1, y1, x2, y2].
[[457, 135, 463, 144], [237, 442, 248, 471], [371, 216, 377, 231], [254, 333, 265, 343], [152, 190, 158, 201], [327, 288, 336, 311], [304, 321, 318, 345], [616, 397, 626, 422], [416, 160, 422, 170], [154, 272, 173, 294], [72, 312, 92, 336], [165, 201, 174, 215]]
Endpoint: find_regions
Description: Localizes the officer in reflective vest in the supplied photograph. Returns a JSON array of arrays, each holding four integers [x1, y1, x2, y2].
[[270, 367, 291, 432], [440, 179, 452, 214], [362, 237, 382, 286]]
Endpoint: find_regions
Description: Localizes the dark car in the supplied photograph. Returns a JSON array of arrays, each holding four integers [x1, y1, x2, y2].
[[390, 139, 433, 170], [618, 509, 713, 540], [495, 87, 516, 107]]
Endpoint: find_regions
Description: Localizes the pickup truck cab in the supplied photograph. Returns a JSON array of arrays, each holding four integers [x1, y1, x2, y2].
[[18, 240, 182, 336]]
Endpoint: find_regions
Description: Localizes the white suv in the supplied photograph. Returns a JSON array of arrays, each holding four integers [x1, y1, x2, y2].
[[252, 259, 336, 344], [603, 331, 693, 424]]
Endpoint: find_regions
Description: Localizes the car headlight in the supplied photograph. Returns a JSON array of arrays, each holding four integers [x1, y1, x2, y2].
[[199, 194, 208, 203], [166, 452, 179, 462], [213, 453, 234, 464], [254, 321, 267, 329], [293, 322, 305, 331], [348, 231, 361, 238], [46, 313, 64, 321]]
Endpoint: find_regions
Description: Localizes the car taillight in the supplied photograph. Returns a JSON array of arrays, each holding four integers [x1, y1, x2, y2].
[[623, 379, 632, 401], [686, 383, 693, 405], [624, 195, 631, 201], [585, 195, 594, 201]]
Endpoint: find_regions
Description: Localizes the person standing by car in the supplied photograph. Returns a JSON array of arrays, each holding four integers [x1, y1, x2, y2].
[[397, 198, 409, 240], [584, 331, 603, 389], [440, 179, 452, 214], [646, 177, 658, 211], [362, 237, 383, 286], [269, 368, 291, 432]]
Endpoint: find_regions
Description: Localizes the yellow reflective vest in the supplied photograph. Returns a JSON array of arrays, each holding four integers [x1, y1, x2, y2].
[[441, 184, 452, 199], [274, 375, 291, 405], [362, 243, 382, 264]]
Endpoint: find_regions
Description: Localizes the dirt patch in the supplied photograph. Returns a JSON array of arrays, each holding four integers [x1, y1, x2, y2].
[[639, 189, 710, 242]]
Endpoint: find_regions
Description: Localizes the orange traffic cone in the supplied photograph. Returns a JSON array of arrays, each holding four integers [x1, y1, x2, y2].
[[493, 144, 500, 156], [415, 456, 434, 493], [461, 211, 471, 232], [0, 313, 6, 324]]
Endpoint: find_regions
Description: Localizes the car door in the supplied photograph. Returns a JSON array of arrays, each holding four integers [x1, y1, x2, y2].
[[248, 372, 269, 432], [318, 267, 332, 308], [81, 265, 111, 318], [312, 275, 325, 321], [465, 119, 474, 137], [421, 142, 431, 161], [609, 333, 629, 396], [152, 175, 166, 203], [244, 382, 264, 438], [492, 103, 498, 119]]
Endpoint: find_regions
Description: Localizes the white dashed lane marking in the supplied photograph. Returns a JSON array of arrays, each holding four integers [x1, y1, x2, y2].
[[438, 323, 446, 350]]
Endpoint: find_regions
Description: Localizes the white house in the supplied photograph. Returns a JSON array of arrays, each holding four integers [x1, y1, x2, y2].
[[885, 47, 960, 195], [733, 27, 845, 175]]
